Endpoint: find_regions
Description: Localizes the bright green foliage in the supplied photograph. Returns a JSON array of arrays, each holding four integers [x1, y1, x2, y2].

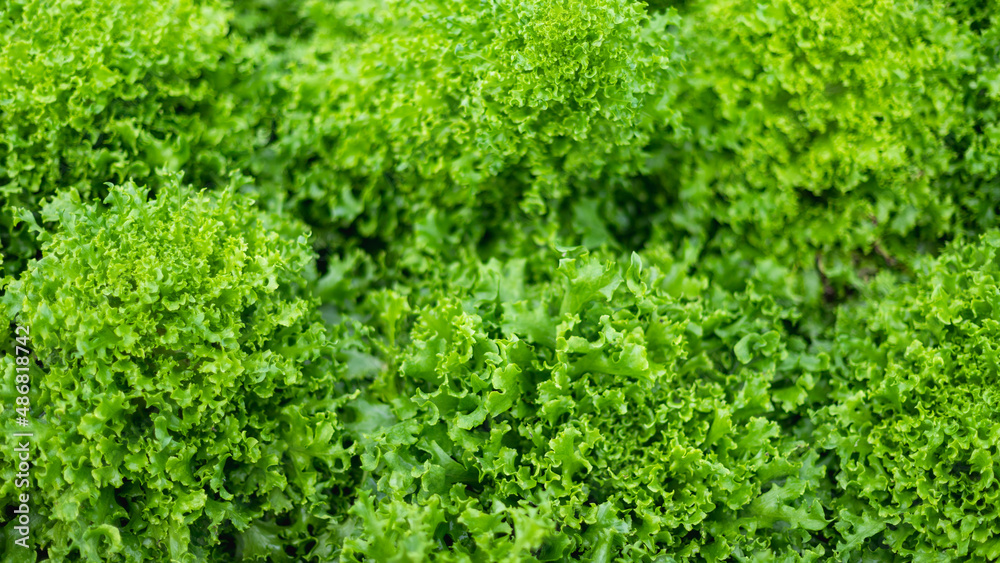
[[0, 0, 266, 276], [820, 231, 1000, 560], [0, 0, 239, 193], [3, 0, 1000, 560], [653, 0, 991, 288], [0, 178, 354, 562], [943, 0, 1000, 236], [266, 0, 677, 253], [350, 251, 830, 560]]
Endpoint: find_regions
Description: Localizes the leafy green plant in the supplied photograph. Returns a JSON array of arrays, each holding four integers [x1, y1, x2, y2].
[[347, 251, 829, 560], [650, 0, 992, 290], [2, 0, 1000, 560], [0, 178, 354, 562], [0, 0, 269, 277], [820, 231, 1000, 560], [263, 0, 679, 258]]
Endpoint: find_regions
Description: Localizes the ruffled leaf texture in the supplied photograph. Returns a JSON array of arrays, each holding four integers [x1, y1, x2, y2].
[[0, 177, 357, 562], [345, 250, 830, 561], [821, 231, 1000, 560]]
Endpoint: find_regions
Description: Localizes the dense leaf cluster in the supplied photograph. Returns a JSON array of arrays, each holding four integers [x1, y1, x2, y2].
[[1, 180, 357, 561], [1, 0, 999, 560], [347, 252, 828, 560], [0, 0, 276, 277], [651, 0, 998, 289], [821, 232, 1000, 560], [259, 0, 678, 254]]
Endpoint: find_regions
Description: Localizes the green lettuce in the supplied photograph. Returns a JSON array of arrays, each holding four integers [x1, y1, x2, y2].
[[0, 177, 355, 562], [347, 250, 829, 560], [260, 0, 679, 260], [648, 0, 994, 293], [0, 0, 270, 277], [820, 231, 1000, 560]]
